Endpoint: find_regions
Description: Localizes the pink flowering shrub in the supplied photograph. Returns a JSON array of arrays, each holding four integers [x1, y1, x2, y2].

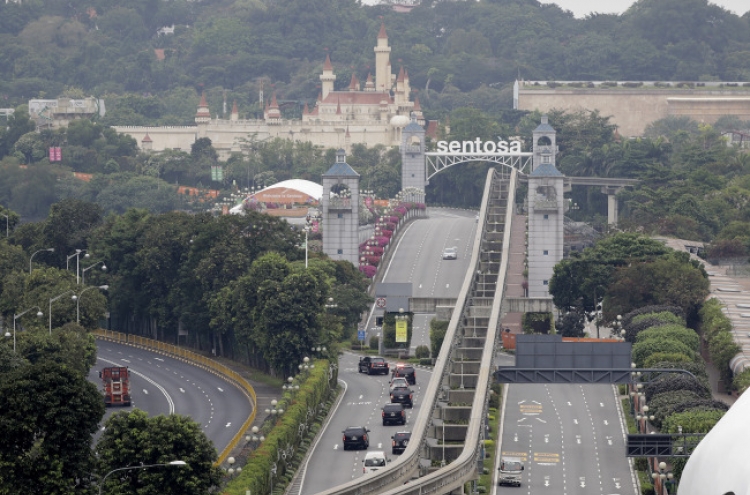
[[359, 265, 377, 278]]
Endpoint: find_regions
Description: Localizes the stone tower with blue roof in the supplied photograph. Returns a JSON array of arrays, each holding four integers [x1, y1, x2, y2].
[[322, 149, 360, 265], [400, 114, 426, 191], [527, 115, 563, 298]]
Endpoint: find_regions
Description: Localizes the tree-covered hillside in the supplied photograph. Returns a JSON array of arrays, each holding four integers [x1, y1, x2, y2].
[[1, 0, 749, 125]]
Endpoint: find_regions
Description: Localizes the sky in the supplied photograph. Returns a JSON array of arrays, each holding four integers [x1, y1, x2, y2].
[[537, 0, 748, 17]]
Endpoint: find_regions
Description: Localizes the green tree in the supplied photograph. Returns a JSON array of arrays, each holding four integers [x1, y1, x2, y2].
[[96, 410, 222, 495], [0, 361, 104, 495]]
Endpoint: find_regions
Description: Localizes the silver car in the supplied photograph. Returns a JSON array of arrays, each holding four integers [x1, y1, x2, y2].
[[442, 247, 458, 260]]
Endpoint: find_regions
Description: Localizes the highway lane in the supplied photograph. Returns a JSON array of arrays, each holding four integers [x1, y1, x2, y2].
[[89, 340, 251, 453], [301, 208, 475, 493], [496, 383, 637, 495], [381, 208, 477, 300], [300, 351, 432, 495]]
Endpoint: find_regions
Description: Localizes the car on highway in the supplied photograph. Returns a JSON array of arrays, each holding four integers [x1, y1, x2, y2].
[[359, 356, 390, 375], [382, 403, 407, 426], [362, 451, 389, 474], [342, 426, 370, 450], [390, 383, 414, 408], [391, 363, 416, 385], [389, 377, 409, 392], [498, 456, 524, 487], [442, 246, 458, 260], [391, 431, 411, 455]]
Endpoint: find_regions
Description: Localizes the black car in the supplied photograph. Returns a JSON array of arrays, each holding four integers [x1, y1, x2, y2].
[[382, 403, 407, 426], [390, 385, 413, 408], [342, 426, 370, 450], [359, 356, 390, 375], [391, 431, 412, 455], [392, 363, 416, 385]]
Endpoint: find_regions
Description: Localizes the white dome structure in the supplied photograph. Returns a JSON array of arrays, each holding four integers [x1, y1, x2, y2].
[[252, 179, 322, 204], [678, 389, 750, 495], [390, 114, 410, 127]]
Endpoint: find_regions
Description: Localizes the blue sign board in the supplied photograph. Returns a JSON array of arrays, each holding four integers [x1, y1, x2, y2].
[[358, 330, 366, 342]]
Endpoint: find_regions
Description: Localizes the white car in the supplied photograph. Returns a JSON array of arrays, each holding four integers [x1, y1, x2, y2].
[[363, 450, 389, 474], [442, 247, 458, 260]]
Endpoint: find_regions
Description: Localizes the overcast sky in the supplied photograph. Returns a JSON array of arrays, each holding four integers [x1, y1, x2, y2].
[[538, 0, 748, 17]]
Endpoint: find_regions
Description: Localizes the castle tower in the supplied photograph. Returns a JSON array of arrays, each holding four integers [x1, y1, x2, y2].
[[195, 92, 210, 124], [322, 149, 360, 265], [320, 54, 336, 100], [141, 133, 153, 151], [365, 73, 375, 91], [412, 95, 424, 126], [265, 92, 281, 122], [400, 114, 426, 192], [230, 100, 239, 121], [527, 115, 563, 298], [374, 23, 391, 93]]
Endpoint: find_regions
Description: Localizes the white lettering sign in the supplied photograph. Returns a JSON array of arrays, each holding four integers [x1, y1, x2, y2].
[[435, 138, 523, 154]]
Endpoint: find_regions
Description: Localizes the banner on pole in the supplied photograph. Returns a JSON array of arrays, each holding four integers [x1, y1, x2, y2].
[[395, 320, 408, 343]]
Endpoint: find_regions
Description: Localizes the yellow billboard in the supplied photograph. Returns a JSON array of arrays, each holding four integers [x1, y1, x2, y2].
[[396, 320, 408, 343]]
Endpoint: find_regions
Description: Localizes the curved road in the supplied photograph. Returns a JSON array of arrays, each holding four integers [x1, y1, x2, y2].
[[89, 341, 251, 452]]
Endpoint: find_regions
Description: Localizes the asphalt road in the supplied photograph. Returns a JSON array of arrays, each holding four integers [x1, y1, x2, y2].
[[495, 383, 638, 495], [89, 340, 251, 453], [300, 208, 476, 494]]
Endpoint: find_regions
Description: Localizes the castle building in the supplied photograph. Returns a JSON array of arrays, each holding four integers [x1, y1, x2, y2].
[[114, 23, 437, 158]]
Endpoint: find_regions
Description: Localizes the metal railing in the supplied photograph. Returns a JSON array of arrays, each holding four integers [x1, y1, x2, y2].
[[315, 167, 516, 494], [93, 329, 257, 467]]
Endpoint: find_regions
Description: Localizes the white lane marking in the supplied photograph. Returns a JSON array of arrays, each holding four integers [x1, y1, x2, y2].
[[180, 388, 186, 393], [226, 422, 232, 428], [217, 387, 224, 392], [98, 357, 176, 414]]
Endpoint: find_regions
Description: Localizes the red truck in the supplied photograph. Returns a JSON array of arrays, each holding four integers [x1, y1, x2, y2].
[[99, 366, 131, 407]]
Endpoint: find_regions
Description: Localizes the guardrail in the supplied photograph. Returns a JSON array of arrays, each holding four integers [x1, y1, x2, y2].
[[93, 329, 257, 467], [316, 167, 516, 494]]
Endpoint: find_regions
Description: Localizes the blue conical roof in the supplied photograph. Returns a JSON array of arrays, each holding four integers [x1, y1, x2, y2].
[[323, 149, 360, 177]]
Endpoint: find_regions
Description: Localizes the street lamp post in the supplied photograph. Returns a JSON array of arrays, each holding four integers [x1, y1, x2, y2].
[[74, 285, 109, 324], [29, 247, 55, 273], [10, 306, 43, 353], [49, 290, 75, 334], [66, 249, 90, 284], [82, 260, 107, 285], [98, 460, 186, 495]]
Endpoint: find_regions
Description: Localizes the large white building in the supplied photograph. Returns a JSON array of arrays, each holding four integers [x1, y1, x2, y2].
[[115, 23, 438, 158]]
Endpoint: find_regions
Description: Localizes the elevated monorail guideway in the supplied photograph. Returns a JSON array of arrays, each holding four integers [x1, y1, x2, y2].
[[424, 151, 533, 182]]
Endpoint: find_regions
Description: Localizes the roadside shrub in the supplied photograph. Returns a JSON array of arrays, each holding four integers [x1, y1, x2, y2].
[[632, 339, 697, 367], [430, 318, 449, 358], [732, 367, 750, 394], [644, 374, 710, 403], [636, 324, 700, 352], [643, 353, 693, 368], [369, 336, 379, 351], [662, 409, 725, 434], [415, 345, 430, 359]]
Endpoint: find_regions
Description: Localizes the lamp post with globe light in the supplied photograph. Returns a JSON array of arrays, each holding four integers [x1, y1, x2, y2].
[[8, 306, 43, 353], [29, 247, 55, 273], [74, 285, 109, 324], [98, 460, 186, 495], [82, 260, 107, 285]]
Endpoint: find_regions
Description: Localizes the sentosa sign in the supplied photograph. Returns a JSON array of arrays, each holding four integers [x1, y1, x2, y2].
[[435, 138, 523, 154]]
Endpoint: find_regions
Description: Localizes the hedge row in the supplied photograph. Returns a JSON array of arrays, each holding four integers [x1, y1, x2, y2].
[[224, 359, 337, 495], [699, 298, 742, 389]]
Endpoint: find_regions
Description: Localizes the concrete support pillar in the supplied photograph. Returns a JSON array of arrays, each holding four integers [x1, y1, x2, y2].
[[602, 186, 622, 226]]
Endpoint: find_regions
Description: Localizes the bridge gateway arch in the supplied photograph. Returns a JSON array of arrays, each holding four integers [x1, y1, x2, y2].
[[400, 115, 566, 298]]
